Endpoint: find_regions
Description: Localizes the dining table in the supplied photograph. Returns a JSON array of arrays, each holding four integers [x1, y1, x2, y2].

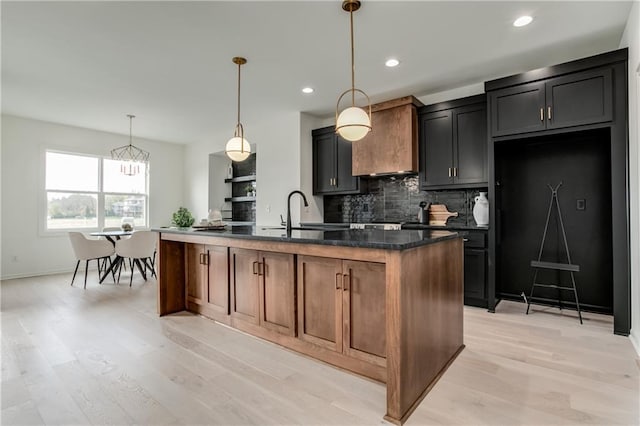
[[89, 230, 133, 283]]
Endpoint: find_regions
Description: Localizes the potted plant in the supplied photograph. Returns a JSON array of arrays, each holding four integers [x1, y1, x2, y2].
[[171, 207, 195, 228]]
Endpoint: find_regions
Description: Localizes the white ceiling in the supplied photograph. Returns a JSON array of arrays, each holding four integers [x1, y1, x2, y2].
[[1, 1, 633, 145]]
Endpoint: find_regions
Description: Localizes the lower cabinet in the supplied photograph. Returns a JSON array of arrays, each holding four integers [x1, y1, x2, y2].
[[186, 244, 229, 321], [463, 231, 488, 308], [297, 255, 386, 366], [229, 248, 296, 336]]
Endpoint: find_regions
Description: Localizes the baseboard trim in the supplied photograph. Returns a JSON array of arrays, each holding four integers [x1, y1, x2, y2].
[[630, 331, 640, 357], [0, 266, 93, 281]]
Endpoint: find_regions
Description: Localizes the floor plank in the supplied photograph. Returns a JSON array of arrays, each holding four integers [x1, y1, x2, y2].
[[1, 272, 638, 425]]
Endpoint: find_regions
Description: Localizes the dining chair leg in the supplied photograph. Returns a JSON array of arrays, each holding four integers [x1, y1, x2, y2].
[[71, 260, 80, 286], [130, 261, 134, 287], [84, 260, 89, 289]]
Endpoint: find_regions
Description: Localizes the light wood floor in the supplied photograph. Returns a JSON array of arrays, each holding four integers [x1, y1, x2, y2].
[[1, 272, 638, 425]]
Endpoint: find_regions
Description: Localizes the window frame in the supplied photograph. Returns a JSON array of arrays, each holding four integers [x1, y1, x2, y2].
[[42, 148, 149, 235]]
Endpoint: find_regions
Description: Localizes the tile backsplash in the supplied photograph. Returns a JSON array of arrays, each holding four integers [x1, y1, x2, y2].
[[324, 175, 487, 226]]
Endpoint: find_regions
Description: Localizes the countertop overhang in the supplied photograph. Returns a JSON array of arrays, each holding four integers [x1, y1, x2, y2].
[[153, 226, 462, 251]]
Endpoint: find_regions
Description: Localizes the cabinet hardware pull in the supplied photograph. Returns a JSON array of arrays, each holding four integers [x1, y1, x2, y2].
[[199, 253, 202, 264], [448, 167, 452, 177], [540, 107, 544, 121], [203, 253, 209, 266], [453, 167, 458, 177], [258, 261, 264, 276], [343, 272, 350, 291], [335, 272, 342, 289], [548, 106, 552, 120], [252, 261, 258, 275]]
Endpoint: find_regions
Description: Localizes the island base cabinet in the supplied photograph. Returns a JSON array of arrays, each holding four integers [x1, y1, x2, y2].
[[186, 244, 229, 323], [297, 255, 386, 367], [230, 248, 296, 336]]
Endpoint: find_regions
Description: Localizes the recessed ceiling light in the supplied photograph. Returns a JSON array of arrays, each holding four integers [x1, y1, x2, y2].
[[513, 15, 533, 27], [302, 87, 314, 94], [385, 58, 400, 68]]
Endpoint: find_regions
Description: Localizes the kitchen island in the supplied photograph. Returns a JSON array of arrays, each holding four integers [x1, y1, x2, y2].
[[154, 226, 464, 425]]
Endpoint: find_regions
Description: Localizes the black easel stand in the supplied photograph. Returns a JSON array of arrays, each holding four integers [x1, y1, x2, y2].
[[526, 183, 583, 324]]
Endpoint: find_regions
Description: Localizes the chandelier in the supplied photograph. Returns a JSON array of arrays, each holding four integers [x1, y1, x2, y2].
[[111, 114, 149, 176]]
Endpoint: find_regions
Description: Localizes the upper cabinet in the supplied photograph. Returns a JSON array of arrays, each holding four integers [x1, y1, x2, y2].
[[419, 94, 487, 189], [312, 126, 362, 195], [352, 96, 423, 176], [489, 67, 613, 137]]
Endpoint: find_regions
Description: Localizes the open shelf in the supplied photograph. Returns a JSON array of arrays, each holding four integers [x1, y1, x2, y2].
[[224, 174, 256, 183], [224, 196, 256, 203]]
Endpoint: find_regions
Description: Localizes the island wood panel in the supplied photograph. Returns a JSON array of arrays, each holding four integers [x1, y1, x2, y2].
[[206, 245, 230, 320], [160, 232, 387, 263], [157, 238, 186, 315], [185, 244, 205, 305], [342, 260, 386, 367], [297, 255, 343, 352], [259, 251, 296, 336], [230, 248, 259, 325], [384, 238, 464, 424]]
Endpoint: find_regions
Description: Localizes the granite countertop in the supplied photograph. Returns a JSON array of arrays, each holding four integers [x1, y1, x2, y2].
[[153, 226, 462, 250], [300, 222, 488, 231]]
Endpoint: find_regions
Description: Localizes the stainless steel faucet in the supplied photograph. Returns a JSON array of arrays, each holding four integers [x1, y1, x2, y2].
[[286, 190, 309, 234]]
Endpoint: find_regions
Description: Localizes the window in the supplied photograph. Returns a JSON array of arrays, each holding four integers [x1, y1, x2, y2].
[[45, 151, 148, 231]]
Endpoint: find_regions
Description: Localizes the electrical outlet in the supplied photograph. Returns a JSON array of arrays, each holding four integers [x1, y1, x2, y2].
[[266, 204, 271, 213], [576, 199, 586, 211]]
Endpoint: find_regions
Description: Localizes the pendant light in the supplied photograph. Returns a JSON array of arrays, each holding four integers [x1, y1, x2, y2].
[[335, 0, 371, 142], [111, 114, 149, 176], [225, 56, 251, 162]]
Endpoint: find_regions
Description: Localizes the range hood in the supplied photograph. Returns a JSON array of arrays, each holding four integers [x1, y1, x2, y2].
[[352, 96, 423, 176]]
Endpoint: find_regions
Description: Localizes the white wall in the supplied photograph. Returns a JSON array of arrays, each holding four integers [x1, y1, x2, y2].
[[185, 111, 313, 227], [620, 0, 640, 355], [0, 115, 185, 279]]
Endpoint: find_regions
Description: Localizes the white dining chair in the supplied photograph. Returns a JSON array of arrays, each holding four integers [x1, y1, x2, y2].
[[115, 230, 157, 286], [68, 232, 115, 289]]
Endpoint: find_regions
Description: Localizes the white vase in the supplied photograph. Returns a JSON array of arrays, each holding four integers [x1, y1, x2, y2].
[[473, 192, 489, 226]]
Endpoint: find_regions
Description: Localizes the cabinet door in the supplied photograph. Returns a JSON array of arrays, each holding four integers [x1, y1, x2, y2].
[[420, 110, 454, 187], [490, 81, 546, 137], [464, 248, 486, 301], [206, 245, 229, 317], [342, 260, 386, 366], [297, 255, 343, 352], [186, 244, 205, 306], [335, 135, 359, 193], [454, 104, 487, 185], [230, 248, 259, 325], [546, 68, 613, 130], [312, 130, 336, 194], [259, 251, 296, 336]]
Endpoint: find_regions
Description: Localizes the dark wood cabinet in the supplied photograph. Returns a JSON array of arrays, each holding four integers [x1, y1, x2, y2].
[[297, 255, 386, 366], [312, 126, 361, 195], [186, 244, 229, 322], [419, 95, 487, 189], [489, 68, 613, 137], [230, 248, 296, 336], [463, 230, 487, 308]]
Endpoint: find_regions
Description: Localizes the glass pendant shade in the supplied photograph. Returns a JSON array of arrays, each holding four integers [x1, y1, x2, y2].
[[335, 0, 371, 143], [225, 136, 251, 162], [336, 106, 371, 141]]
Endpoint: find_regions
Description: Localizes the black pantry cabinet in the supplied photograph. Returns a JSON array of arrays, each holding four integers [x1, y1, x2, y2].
[[419, 94, 487, 189], [312, 126, 363, 195], [485, 48, 629, 335], [489, 68, 613, 137]]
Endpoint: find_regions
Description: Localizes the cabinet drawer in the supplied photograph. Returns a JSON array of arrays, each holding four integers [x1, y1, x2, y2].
[[463, 232, 486, 248]]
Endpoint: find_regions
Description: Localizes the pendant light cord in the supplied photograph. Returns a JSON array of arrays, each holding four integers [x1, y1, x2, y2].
[[350, 8, 355, 106], [236, 62, 241, 127]]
